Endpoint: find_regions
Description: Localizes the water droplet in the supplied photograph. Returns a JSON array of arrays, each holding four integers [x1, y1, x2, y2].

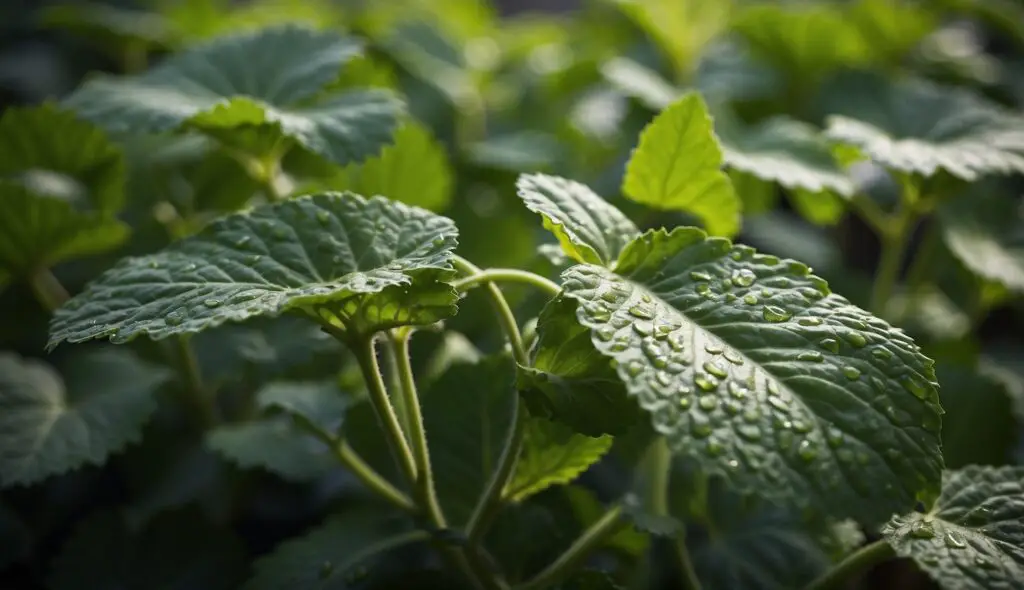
[[601, 290, 622, 304], [846, 332, 868, 348], [743, 294, 758, 305], [629, 305, 654, 320], [609, 340, 629, 352], [721, 278, 733, 290], [695, 283, 711, 295], [842, 366, 861, 380], [654, 371, 673, 388], [768, 396, 790, 414], [742, 405, 760, 423], [166, 311, 185, 326], [767, 381, 780, 397], [871, 348, 893, 360], [691, 414, 713, 438], [203, 298, 221, 308], [704, 343, 724, 355], [724, 399, 742, 415], [798, 317, 823, 326], [738, 424, 762, 440], [316, 210, 331, 225], [798, 439, 817, 462], [819, 338, 840, 353], [762, 306, 791, 322], [909, 520, 936, 539], [944, 531, 966, 549], [626, 361, 644, 377], [597, 326, 615, 341], [975, 555, 997, 569], [678, 396, 692, 410], [699, 395, 718, 411], [836, 448, 856, 464], [690, 271, 712, 282], [826, 426, 844, 447], [695, 374, 718, 391], [432, 236, 446, 247], [633, 321, 654, 336], [730, 250, 743, 261], [798, 351, 824, 362], [723, 349, 743, 365], [706, 439, 725, 456], [902, 375, 931, 400], [248, 254, 262, 264], [727, 381, 748, 400], [732, 268, 757, 287], [703, 361, 728, 379], [792, 420, 812, 433]]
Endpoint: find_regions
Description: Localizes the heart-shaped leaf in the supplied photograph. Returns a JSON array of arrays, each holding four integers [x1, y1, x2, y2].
[[65, 25, 403, 167], [517, 173, 640, 267], [504, 417, 612, 503], [48, 193, 459, 347], [0, 350, 172, 487], [623, 93, 740, 237], [939, 192, 1024, 293], [556, 227, 943, 525], [883, 465, 1024, 589]]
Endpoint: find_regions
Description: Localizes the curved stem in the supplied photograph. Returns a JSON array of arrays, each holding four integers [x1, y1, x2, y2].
[[453, 269, 561, 299], [517, 505, 625, 590], [466, 404, 525, 545], [451, 256, 529, 366], [849, 193, 893, 237], [352, 337, 418, 488], [29, 268, 69, 312], [646, 439, 703, 590], [803, 540, 895, 590]]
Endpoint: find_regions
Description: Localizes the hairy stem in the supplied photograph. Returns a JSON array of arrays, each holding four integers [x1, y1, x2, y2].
[[29, 268, 70, 312], [352, 337, 418, 488], [803, 540, 895, 590], [518, 505, 625, 590], [453, 269, 561, 299], [173, 335, 217, 427]]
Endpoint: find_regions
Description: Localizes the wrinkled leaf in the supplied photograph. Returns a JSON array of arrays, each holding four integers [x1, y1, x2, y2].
[[48, 193, 459, 346], [505, 417, 612, 502], [883, 466, 1024, 590], [557, 227, 943, 525]]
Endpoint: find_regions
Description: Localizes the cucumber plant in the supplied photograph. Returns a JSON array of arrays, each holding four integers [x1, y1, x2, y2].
[[2, 1, 1024, 590]]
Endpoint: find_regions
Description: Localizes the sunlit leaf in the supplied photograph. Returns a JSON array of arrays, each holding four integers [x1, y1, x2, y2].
[[505, 417, 612, 502], [939, 193, 1024, 293]]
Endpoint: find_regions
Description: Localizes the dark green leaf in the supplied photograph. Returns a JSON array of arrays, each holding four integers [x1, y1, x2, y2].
[[939, 193, 1024, 293], [505, 417, 612, 502], [48, 193, 459, 346], [613, 0, 730, 77], [207, 418, 335, 482], [936, 365, 1017, 469]]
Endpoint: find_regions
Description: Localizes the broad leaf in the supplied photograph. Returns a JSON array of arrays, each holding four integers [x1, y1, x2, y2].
[[207, 418, 335, 481], [258, 380, 349, 434], [505, 417, 612, 502], [823, 73, 1024, 180], [65, 25, 403, 167], [48, 193, 459, 347], [0, 350, 171, 487], [613, 0, 732, 77], [557, 227, 943, 525], [936, 365, 1017, 469], [49, 509, 245, 590], [519, 296, 642, 437], [311, 120, 452, 212], [517, 173, 640, 267], [245, 509, 413, 590], [939, 193, 1024, 293], [622, 94, 740, 237], [883, 466, 1024, 589]]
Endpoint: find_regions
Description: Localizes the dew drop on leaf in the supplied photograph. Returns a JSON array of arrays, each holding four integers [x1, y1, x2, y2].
[[626, 360, 644, 377], [706, 439, 725, 456], [871, 347, 893, 360], [597, 326, 615, 341], [727, 381, 748, 400], [798, 351, 824, 362], [742, 406, 760, 423], [797, 317, 823, 326], [691, 414, 713, 438], [842, 366, 862, 380], [723, 349, 744, 365], [846, 332, 868, 348], [703, 361, 728, 379], [819, 338, 840, 353], [909, 520, 936, 539], [633, 321, 654, 336], [629, 305, 654, 319], [203, 298, 221, 308], [738, 424, 761, 440], [762, 305, 791, 322], [679, 396, 692, 410], [690, 271, 712, 282], [798, 439, 817, 462], [732, 268, 757, 287], [743, 294, 758, 305], [699, 394, 718, 411], [166, 311, 185, 326], [944, 531, 966, 549], [704, 342, 724, 355], [316, 210, 331, 225], [902, 375, 931, 400], [695, 374, 718, 391], [768, 396, 790, 413]]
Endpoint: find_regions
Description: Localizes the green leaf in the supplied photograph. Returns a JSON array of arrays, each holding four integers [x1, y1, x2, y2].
[[517, 173, 640, 267], [65, 25, 403, 167], [613, 0, 732, 77], [786, 189, 847, 227], [519, 296, 642, 437], [565, 485, 649, 556], [40, 2, 172, 52], [823, 73, 1024, 180], [49, 509, 246, 590], [304, 120, 453, 212], [245, 509, 413, 590], [557, 227, 943, 525], [557, 571, 626, 590], [0, 350, 171, 487], [939, 193, 1024, 293], [505, 418, 612, 502], [622, 94, 740, 237], [468, 132, 564, 172], [883, 465, 1024, 589], [936, 365, 1017, 469], [258, 380, 349, 433], [48, 192, 459, 347]]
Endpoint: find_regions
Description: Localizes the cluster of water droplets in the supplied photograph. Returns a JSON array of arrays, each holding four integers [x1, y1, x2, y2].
[[883, 514, 998, 570]]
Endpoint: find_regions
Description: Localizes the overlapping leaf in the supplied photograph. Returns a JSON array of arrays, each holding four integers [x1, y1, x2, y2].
[[505, 418, 612, 502], [517, 173, 640, 267], [0, 351, 171, 487], [65, 25, 403, 167], [883, 466, 1024, 589], [939, 193, 1024, 293], [48, 193, 459, 346], [555, 227, 943, 525], [623, 94, 740, 237]]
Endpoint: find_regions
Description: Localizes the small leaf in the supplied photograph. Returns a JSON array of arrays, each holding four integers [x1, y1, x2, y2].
[[0, 350, 171, 487], [245, 509, 413, 590], [505, 418, 612, 502], [48, 193, 459, 347], [305, 120, 453, 212], [49, 509, 246, 590], [623, 93, 740, 237], [65, 25, 403, 167], [557, 227, 943, 525], [883, 466, 1024, 589], [939, 193, 1024, 293], [518, 296, 642, 437], [207, 418, 335, 482], [823, 73, 1024, 180], [517, 173, 640, 267]]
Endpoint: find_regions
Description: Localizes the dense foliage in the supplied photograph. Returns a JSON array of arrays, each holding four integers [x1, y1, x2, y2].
[[2, 1, 1024, 589]]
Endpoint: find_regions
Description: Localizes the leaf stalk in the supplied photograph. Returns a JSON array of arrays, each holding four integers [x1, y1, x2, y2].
[[803, 539, 895, 590], [517, 504, 626, 590]]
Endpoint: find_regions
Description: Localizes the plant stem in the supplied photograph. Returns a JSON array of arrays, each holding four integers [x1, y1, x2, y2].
[[849, 193, 892, 237], [451, 256, 529, 365], [466, 404, 525, 544], [333, 439, 416, 512], [870, 201, 916, 315], [453, 269, 561, 299], [352, 337, 418, 488], [646, 439, 702, 590], [517, 505, 625, 590], [903, 219, 940, 293], [29, 268, 69, 312], [803, 540, 895, 590], [173, 335, 217, 428]]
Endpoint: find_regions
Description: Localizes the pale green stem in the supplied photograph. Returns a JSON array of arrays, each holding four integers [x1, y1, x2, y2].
[[352, 337, 418, 488], [517, 505, 626, 590], [803, 540, 895, 590], [870, 198, 917, 316], [646, 439, 702, 590], [173, 335, 217, 428], [29, 268, 69, 312], [453, 269, 561, 299]]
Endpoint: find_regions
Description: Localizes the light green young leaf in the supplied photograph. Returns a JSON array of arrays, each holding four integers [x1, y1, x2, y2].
[[517, 173, 640, 267], [505, 418, 612, 502], [307, 120, 453, 212], [518, 296, 642, 437], [613, 0, 732, 77], [883, 466, 1024, 589], [823, 73, 1024, 180], [939, 193, 1024, 293], [49, 509, 246, 590], [558, 227, 943, 525], [622, 94, 740, 237], [65, 25, 403, 167], [786, 189, 846, 227], [0, 350, 171, 487], [246, 509, 414, 590], [48, 193, 459, 347]]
